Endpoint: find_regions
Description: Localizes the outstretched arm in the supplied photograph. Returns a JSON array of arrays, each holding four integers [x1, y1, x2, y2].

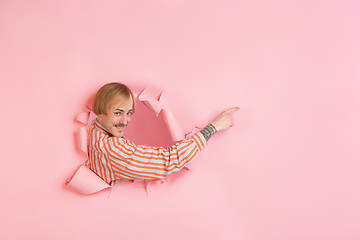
[[200, 107, 239, 141]]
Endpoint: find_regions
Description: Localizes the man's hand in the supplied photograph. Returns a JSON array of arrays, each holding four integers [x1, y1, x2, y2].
[[211, 107, 239, 132]]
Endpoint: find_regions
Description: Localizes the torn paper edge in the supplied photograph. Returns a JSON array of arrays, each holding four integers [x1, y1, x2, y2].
[[67, 87, 198, 195]]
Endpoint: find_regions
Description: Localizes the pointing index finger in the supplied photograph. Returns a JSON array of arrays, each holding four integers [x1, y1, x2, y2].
[[224, 107, 240, 114]]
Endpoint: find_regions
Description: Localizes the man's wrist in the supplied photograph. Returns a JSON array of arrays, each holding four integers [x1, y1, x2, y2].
[[200, 123, 217, 141]]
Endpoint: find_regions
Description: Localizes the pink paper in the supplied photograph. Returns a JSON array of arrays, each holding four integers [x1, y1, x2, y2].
[[138, 88, 164, 116], [76, 112, 90, 124], [66, 165, 110, 195], [138, 88, 186, 141], [77, 127, 87, 153], [161, 109, 185, 142]]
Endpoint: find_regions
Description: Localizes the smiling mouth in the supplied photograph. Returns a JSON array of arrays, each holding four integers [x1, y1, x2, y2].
[[115, 124, 126, 130]]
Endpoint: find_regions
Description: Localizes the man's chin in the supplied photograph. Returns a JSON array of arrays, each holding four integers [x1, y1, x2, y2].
[[113, 130, 124, 138]]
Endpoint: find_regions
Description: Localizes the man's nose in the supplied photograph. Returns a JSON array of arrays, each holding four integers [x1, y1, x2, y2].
[[119, 114, 129, 125]]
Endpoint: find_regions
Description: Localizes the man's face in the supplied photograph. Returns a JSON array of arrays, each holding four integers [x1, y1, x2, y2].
[[97, 95, 133, 138]]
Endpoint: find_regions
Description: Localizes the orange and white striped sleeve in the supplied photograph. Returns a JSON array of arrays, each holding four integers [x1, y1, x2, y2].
[[104, 132, 207, 180], [86, 120, 207, 183]]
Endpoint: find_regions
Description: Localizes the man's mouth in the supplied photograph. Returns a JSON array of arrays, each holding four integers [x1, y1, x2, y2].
[[115, 124, 126, 130]]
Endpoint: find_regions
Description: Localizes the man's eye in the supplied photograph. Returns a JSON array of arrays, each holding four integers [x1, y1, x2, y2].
[[115, 112, 121, 116], [127, 112, 131, 116]]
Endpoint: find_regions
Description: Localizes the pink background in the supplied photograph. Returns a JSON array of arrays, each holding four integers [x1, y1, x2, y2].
[[1, 0, 359, 239]]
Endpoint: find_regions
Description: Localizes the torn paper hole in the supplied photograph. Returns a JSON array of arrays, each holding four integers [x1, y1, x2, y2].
[[67, 86, 198, 195]]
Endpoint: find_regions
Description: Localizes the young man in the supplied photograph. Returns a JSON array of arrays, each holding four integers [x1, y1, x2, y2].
[[85, 82, 239, 186]]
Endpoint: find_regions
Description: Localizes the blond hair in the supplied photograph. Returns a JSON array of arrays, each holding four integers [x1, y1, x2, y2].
[[92, 82, 136, 115]]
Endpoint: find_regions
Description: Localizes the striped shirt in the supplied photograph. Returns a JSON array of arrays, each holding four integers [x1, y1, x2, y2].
[[85, 119, 207, 186]]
